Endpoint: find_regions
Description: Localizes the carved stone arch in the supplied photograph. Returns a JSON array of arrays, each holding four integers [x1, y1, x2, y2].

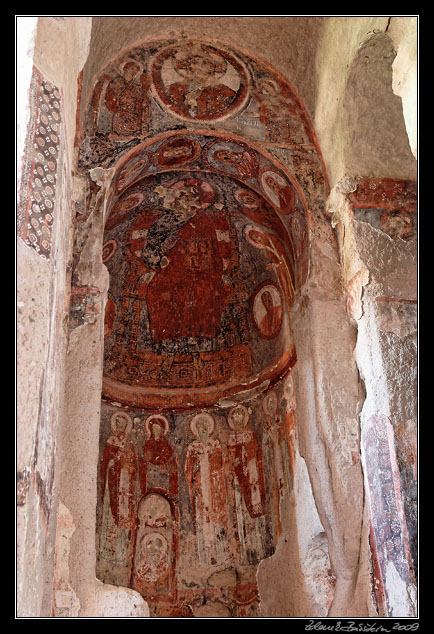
[[76, 36, 345, 619], [99, 129, 312, 412]]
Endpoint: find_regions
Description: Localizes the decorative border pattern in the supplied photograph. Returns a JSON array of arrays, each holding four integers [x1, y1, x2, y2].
[[18, 66, 62, 260]]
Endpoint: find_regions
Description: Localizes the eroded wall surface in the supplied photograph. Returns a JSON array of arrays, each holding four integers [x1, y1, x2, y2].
[[328, 176, 417, 617]]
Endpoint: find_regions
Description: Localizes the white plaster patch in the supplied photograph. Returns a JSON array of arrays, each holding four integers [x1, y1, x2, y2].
[[385, 560, 417, 617], [93, 581, 150, 617], [53, 501, 81, 617]]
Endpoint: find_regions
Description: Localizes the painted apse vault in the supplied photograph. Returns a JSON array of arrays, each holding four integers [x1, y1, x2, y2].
[[76, 38, 326, 617]]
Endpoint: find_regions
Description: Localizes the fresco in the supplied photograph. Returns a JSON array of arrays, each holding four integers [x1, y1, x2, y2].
[[78, 37, 327, 272], [79, 38, 318, 167], [150, 41, 249, 122], [82, 38, 317, 617], [348, 177, 417, 242], [101, 157, 299, 410], [96, 372, 297, 617], [362, 415, 416, 616]]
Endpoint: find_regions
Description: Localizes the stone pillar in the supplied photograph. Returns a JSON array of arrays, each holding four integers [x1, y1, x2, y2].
[[55, 169, 149, 617]]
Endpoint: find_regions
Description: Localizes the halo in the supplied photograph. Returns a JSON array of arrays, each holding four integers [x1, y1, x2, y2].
[[252, 282, 283, 339], [262, 390, 278, 416], [235, 189, 260, 210], [227, 404, 249, 430], [144, 414, 170, 438], [113, 191, 144, 212], [173, 43, 228, 78], [168, 177, 215, 208], [141, 531, 169, 554], [244, 224, 270, 249], [110, 411, 133, 435], [256, 78, 281, 96], [119, 59, 143, 76], [190, 412, 215, 438], [155, 136, 201, 167], [115, 152, 151, 194], [102, 239, 117, 263], [259, 168, 294, 213]]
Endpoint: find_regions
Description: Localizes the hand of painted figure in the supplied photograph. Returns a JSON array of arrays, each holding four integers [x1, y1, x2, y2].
[[160, 256, 169, 269]]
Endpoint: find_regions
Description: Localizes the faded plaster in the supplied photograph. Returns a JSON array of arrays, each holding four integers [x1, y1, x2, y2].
[[314, 17, 417, 188]]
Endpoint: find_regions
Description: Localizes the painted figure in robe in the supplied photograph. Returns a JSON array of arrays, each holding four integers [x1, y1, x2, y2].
[[252, 78, 294, 143], [140, 179, 239, 360], [258, 289, 283, 339], [105, 61, 150, 136], [245, 224, 295, 308], [184, 413, 230, 566], [139, 415, 178, 497], [99, 412, 137, 565], [226, 404, 268, 564], [131, 493, 176, 602], [262, 389, 292, 536]]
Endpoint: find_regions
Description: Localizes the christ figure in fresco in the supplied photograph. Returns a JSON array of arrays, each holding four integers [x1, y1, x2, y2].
[[184, 413, 230, 566], [141, 178, 240, 375], [166, 45, 236, 120]]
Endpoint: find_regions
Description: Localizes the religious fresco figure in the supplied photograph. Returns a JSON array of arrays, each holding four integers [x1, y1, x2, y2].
[[252, 285, 284, 340], [261, 389, 294, 537], [213, 147, 258, 179], [84, 72, 112, 137], [155, 136, 201, 168], [104, 61, 151, 137], [226, 405, 268, 564], [140, 178, 243, 373], [131, 492, 177, 603], [139, 415, 178, 497], [251, 78, 295, 143], [203, 139, 259, 180], [151, 42, 248, 121], [115, 155, 152, 195], [262, 390, 285, 495], [184, 413, 230, 566], [245, 224, 295, 308], [135, 533, 171, 596], [113, 212, 155, 352], [259, 169, 295, 215], [99, 412, 137, 567]]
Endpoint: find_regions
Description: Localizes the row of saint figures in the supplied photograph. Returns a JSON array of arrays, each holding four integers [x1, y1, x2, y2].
[[97, 381, 297, 604]]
